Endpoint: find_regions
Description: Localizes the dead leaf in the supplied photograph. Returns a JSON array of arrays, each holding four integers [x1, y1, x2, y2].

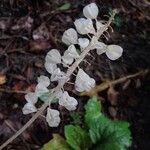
[[29, 41, 51, 52], [11, 16, 33, 32], [135, 79, 141, 88], [108, 106, 117, 118], [32, 23, 50, 41], [107, 87, 119, 106], [0, 19, 10, 30], [122, 79, 131, 90], [0, 75, 6, 85]]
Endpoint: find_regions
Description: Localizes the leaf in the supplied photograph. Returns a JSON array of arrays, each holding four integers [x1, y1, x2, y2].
[[39, 91, 58, 103], [39, 92, 51, 102], [84, 96, 102, 128], [70, 112, 81, 125], [65, 125, 92, 150], [85, 97, 132, 150], [41, 134, 71, 150], [58, 2, 71, 11], [0, 74, 6, 85]]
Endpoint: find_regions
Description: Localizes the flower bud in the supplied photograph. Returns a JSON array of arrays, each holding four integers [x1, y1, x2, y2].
[[74, 18, 95, 35], [106, 45, 123, 60], [46, 108, 61, 127], [62, 28, 78, 45], [22, 102, 37, 115], [75, 69, 95, 92], [78, 38, 89, 49], [83, 3, 99, 19]]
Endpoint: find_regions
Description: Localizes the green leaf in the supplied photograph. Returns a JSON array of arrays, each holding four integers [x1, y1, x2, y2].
[[113, 16, 123, 28], [65, 125, 92, 150], [39, 92, 51, 102], [85, 97, 132, 150], [70, 112, 81, 125], [57, 2, 71, 11], [39, 92, 58, 103], [84, 96, 102, 128], [41, 134, 72, 150]]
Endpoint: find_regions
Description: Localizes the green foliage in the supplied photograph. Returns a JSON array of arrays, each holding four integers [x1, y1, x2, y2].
[[70, 112, 82, 125], [41, 134, 72, 150], [41, 97, 132, 150], [65, 125, 92, 150], [108, 8, 123, 28], [39, 92, 51, 102], [57, 2, 71, 11], [85, 97, 132, 150], [39, 92, 58, 103]]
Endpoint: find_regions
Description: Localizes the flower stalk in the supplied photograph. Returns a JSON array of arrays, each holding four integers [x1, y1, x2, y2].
[[0, 6, 117, 150]]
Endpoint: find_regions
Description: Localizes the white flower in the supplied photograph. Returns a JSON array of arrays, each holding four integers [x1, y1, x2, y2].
[[78, 38, 90, 49], [105, 45, 123, 60], [44, 62, 57, 74], [65, 45, 79, 58], [59, 91, 78, 111], [91, 36, 107, 55], [37, 75, 50, 87], [35, 83, 49, 97], [25, 92, 38, 104], [62, 55, 74, 66], [83, 3, 99, 19], [62, 45, 79, 65], [22, 102, 37, 115], [45, 49, 61, 64], [53, 89, 63, 99], [62, 28, 78, 45], [74, 18, 95, 35], [95, 42, 107, 55], [50, 68, 66, 82], [46, 108, 61, 127], [96, 21, 105, 31], [75, 69, 95, 92]]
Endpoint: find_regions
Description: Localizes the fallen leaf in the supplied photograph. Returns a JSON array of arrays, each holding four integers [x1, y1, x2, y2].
[[29, 41, 51, 52], [32, 23, 50, 41], [108, 106, 117, 118], [11, 16, 33, 32], [122, 79, 131, 90], [107, 87, 119, 106], [0, 75, 6, 85]]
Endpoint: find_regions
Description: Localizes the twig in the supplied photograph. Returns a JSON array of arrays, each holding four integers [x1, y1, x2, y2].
[[80, 70, 148, 96], [0, 88, 27, 94], [0, 11, 116, 150]]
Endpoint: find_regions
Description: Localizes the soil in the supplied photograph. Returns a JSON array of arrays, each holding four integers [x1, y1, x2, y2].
[[0, 0, 150, 150]]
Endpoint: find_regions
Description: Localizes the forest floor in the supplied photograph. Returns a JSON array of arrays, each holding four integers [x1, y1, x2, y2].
[[0, 0, 150, 150]]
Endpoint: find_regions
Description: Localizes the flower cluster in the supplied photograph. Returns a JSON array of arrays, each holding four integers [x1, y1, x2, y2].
[[22, 3, 123, 127]]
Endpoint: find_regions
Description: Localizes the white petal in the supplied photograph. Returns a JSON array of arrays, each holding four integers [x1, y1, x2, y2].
[[74, 18, 95, 35], [75, 69, 95, 92], [106, 45, 123, 60], [37, 75, 50, 87], [44, 62, 57, 74], [95, 42, 107, 55], [22, 102, 37, 115], [45, 49, 61, 64], [65, 45, 79, 58], [62, 28, 78, 45], [46, 108, 61, 127], [53, 89, 63, 99], [50, 68, 66, 82], [59, 91, 78, 111], [78, 38, 89, 49], [25, 92, 38, 104], [96, 21, 105, 31], [83, 3, 99, 19], [62, 54, 74, 65], [35, 83, 49, 97]]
